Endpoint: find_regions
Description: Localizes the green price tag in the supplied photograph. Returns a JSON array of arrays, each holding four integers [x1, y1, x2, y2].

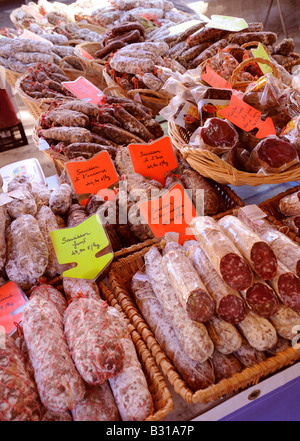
[[206, 15, 248, 32], [50, 214, 113, 280], [251, 43, 273, 75]]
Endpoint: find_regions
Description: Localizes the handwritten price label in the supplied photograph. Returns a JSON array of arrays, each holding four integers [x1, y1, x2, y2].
[[205, 15, 248, 32], [62, 76, 105, 105], [219, 95, 276, 139], [201, 65, 232, 90], [128, 136, 178, 185], [138, 183, 198, 245], [0, 282, 28, 335], [66, 151, 119, 197], [50, 214, 113, 280]]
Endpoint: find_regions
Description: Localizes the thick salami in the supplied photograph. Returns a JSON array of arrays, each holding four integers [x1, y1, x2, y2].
[[190, 217, 253, 291], [269, 304, 300, 341], [185, 241, 246, 324], [233, 338, 266, 367], [36, 205, 60, 278], [210, 351, 242, 383], [279, 190, 300, 216], [206, 315, 242, 355], [282, 215, 300, 234], [0, 336, 42, 421], [30, 284, 68, 317], [218, 215, 278, 280], [63, 278, 101, 302], [266, 336, 291, 356], [237, 310, 278, 351], [196, 118, 239, 156], [22, 296, 86, 413], [240, 276, 280, 318], [161, 242, 215, 323], [131, 273, 215, 391], [63, 297, 125, 385], [144, 246, 214, 363]]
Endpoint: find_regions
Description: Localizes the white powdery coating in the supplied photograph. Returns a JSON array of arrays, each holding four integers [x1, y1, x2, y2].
[[237, 310, 278, 351]]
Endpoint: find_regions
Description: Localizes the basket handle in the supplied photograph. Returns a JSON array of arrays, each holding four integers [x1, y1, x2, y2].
[[230, 57, 279, 88], [59, 56, 87, 76], [241, 41, 271, 56]]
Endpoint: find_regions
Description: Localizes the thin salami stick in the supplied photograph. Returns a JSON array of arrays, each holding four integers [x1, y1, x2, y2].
[[237, 310, 278, 351], [218, 215, 278, 280], [91, 123, 144, 145], [112, 106, 154, 142], [185, 241, 246, 324], [206, 315, 242, 355], [161, 242, 215, 323], [190, 217, 253, 291], [269, 304, 300, 341], [144, 246, 214, 363], [240, 275, 280, 318], [131, 273, 215, 391]]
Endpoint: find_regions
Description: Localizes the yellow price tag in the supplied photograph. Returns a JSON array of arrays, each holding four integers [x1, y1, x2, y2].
[[251, 44, 273, 75], [50, 214, 113, 280]]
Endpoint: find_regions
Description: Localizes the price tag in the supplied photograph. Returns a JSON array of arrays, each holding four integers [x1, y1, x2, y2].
[[138, 183, 198, 245], [205, 15, 248, 32], [251, 43, 273, 75], [62, 76, 105, 105], [79, 47, 94, 60], [38, 138, 51, 151], [66, 151, 119, 197], [128, 136, 178, 185], [0, 282, 28, 336], [23, 5, 44, 20], [20, 29, 53, 46], [218, 95, 276, 139], [201, 64, 232, 90], [50, 214, 113, 280]]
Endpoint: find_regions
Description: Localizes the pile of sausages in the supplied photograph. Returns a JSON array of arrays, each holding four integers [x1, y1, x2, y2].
[[0, 277, 154, 421], [131, 210, 300, 390], [278, 189, 300, 235]]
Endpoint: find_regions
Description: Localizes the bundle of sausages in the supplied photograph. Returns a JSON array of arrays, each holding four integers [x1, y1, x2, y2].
[[0, 279, 154, 421], [130, 212, 300, 391], [36, 96, 164, 159]]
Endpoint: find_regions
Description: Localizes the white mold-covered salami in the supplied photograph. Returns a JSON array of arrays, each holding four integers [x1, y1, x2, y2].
[[237, 310, 277, 351], [49, 184, 72, 216], [190, 216, 253, 291], [206, 315, 242, 355], [63, 278, 101, 302], [22, 296, 86, 413], [233, 338, 266, 367], [269, 304, 300, 340], [30, 284, 68, 317], [210, 350, 242, 383], [279, 190, 300, 216], [6, 191, 37, 219], [36, 206, 60, 278], [144, 246, 214, 363]]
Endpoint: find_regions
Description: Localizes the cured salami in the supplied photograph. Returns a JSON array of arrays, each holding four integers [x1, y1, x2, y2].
[[268, 261, 300, 311], [161, 242, 215, 323], [210, 351, 242, 383], [282, 215, 300, 234], [131, 273, 215, 391], [30, 284, 68, 317], [196, 118, 239, 156], [185, 241, 246, 324], [279, 190, 300, 217], [237, 310, 277, 351], [206, 316, 242, 355], [22, 296, 86, 413], [144, 246, 214, 363], [190, 217, 253, 291], [234, 338, 266, 367], [218, 215, 277, 280], [240, 276, 280, 318], [269, 304, 300, 341]]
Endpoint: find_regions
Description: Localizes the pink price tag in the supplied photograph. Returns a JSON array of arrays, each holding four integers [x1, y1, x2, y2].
[[62, 76, 105, 105], [20, 29, 53, 45]]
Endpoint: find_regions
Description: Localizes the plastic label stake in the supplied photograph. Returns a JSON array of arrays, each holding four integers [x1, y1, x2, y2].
[[50, 214, 113, 280]]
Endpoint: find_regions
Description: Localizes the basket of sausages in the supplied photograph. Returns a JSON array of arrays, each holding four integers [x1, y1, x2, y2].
[[103, 207, 300, 405], [259, 185, 300, 245]]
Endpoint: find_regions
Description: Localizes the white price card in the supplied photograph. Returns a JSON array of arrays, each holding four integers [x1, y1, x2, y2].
[[205, 15, 248, 32]]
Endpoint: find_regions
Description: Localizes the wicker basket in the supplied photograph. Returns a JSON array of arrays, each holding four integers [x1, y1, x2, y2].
[[15, 76, 51, 119], [168, 121, 300, 187], [77, 23, 107, 35], [103, 234, 300, 405], [259, 185, 300, 245], [230, 57, 280, 92], [4, 69, 22, 89], [60, 55, 107, 91], [103, 70, 172, 115]]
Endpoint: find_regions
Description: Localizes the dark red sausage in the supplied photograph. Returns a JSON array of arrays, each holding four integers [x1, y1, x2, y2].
[[244, 280, 280, 317]]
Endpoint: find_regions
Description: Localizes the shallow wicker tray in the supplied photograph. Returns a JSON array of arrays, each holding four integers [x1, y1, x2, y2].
[[169, 121, 300, 187], [103, 230, 300, 405], [259, 185, 300, 245]]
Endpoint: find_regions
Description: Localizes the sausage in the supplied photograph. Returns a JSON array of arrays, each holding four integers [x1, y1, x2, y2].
[[72, 383, 120, 421], [269, 304, 300, 341], [30, 182, 51, 207], [179, 42, 210, 64], [273, 38, 295, 56], [268, 262, 300, 311], [210, 351, 242, 383], [131, 273, 215, 391], [176, 22, 207, 44], [181, 169, 221, 216], [58, 100, 99, 118], [45, 109, 89, 128], [229, 31, 277, 46], [282, 215, 300, 234], [190, 39, 228, 68], [185, 241, 247, 324], [5, 215, 49, 291], [112, 106, 154, 142], [161, 242, 215, 323], [206, 315, 242, 355], [279, 190, 300, 217], [0, 336, 42, 421], [91, 123, 144, 145], [105, 95, 154, 116], [237, 310, 277, 351], [121, 103, 164, 139], [110, 54, 155, 75], [63, 297, 125, 385], [36, 206, 60, 279], [67, 204, 88, 228], [110, 22, 146, 38], [63, 277, 101, 303], [22, 296, 86, 413], [30, 284, 68, 318], [40, 127, 94, 144], [234, 338, 266, 367], [49, 184, 72, 216], [136, 72, 163, 92], [144, 246, 214, 363], [240, 276, 280, 318], [187, 27, 229, 47], [218, 215, 278, 280], [197, 118, 239, 156], [6, 190, 37, 220], [266, 336, 291, 356], [190, 217, 253, 291], [0, 206, 6, 271], [63, 142, 117, 160], [248, 136, 299, 174], [106, 306, 154, 421], [95, 41, 125, 59]]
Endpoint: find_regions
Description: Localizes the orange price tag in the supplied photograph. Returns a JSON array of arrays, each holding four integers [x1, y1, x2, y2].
[[128, 136, 178, 185], [66, 151, 119, 196], [0, 282, 28, 335], [218, 94, 276, 139], [201, 65, 232, 90], [138, 183, 198, 245], [62, 76, 105, 105]]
